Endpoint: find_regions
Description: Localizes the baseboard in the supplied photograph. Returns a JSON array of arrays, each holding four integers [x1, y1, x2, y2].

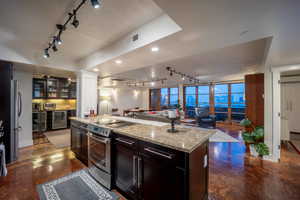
[[19, 139, 33, 148], [263, 155, 279, 162]]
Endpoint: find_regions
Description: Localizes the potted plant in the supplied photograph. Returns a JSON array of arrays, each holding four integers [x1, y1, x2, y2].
[[174, 104, 184, 120], [240, 119, 269, 157]]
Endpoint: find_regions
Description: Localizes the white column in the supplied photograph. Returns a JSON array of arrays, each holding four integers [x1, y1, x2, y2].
[[77, 70, 98, 118], [264, 67, 276, 161], [179, 84, 184, 109]]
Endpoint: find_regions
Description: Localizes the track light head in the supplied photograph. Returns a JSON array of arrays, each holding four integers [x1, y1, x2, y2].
[[43, 48, 50, 58], [54, 36, 62, 46], [72, 18, 79, 28], [91, 0, 101, 8], [57, 37, 62, 45], [170, 71, 173, 76], [166, 66, 171, 71], [71, 11, 79, 28], [52, 44, 58, 52]]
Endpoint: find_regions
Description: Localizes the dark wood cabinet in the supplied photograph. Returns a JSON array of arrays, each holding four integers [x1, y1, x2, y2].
[[47, 78, 59, 98], [149, 89, 161, 111], [59, 78, 70, 99], [114, 136, 139, 200], [69, 82, 77, 99], [70, 121, 88, 165], [33, 77, 76, 99], [113, 134, 208, 200], [245, 73, 264, 126], [140, 148, 185, 200], [32, 78, 47, 99]]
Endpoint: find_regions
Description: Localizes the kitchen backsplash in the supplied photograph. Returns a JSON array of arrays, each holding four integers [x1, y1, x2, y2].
[[32, 99, 76, 110]]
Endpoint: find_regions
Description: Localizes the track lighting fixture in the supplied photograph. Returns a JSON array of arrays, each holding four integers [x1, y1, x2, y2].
[[91, 0, 101, 8], [166, 66, 200, 83], [43, 0, 102, 57]]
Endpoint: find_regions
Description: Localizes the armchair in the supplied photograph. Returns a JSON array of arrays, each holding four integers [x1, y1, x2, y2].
[[195, 107, 216, 129]]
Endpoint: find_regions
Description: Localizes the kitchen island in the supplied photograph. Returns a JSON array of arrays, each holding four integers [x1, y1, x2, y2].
[[70, 116, 216, 200]]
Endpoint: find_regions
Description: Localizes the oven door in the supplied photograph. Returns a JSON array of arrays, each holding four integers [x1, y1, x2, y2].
[[87, 132, 111, 173]]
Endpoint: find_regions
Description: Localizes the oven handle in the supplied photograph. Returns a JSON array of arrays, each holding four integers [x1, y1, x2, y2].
[[87, 132, 110, 144]]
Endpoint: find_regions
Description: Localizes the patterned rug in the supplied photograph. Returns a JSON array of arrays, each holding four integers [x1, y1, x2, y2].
[[37, 170, 119, 200]]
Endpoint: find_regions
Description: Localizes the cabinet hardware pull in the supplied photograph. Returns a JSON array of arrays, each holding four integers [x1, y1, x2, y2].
[[144, 147, 174, 159], [87, 133, 109, 144], [116, 138, 134, 146], [137, 157, 142, 189], [133, 156, 137, 186]]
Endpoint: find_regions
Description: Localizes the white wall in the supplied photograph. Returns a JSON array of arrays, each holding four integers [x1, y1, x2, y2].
[[14, 70, 33, 148], [281, 77, 300, 135], [77, 70, 98, 117], [98, 88, 149, 115]]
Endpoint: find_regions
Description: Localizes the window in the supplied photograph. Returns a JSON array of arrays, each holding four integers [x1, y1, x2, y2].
[[214, 84, 229, 121], [231, 83, 245, 121], [185, 86, 196, 107], [160, 88, 168, 107], [198, 86, 210, 109], [185, 86, 196, 117], [169, 88, 179, 106]]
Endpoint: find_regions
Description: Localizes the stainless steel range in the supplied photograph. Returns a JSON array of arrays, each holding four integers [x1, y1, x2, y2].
[[87, 119, 134, 189]]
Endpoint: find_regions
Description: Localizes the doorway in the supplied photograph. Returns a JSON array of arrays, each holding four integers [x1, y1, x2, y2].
[[272, 65, 300, 161], [280, 72, 300, 154]]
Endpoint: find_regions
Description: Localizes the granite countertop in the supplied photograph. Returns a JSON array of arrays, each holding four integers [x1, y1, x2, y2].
[[70, 116, 216, 153]]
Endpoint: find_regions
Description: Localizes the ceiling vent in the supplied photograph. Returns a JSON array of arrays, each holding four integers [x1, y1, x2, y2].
[[132, 34, 139, 42]]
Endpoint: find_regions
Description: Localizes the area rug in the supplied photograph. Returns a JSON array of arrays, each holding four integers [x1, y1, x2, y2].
[[44, 130, 70, 148], [37, 170, 119, 200], [209, 130, 239, 143]]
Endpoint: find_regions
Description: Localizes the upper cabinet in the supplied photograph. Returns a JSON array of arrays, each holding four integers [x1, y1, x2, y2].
[[59, 78, 70, 99], [32, 78, 47, 99], [47, 78, 59, 98], [33, 77, 76, 99], [69, 82, 77, 99]]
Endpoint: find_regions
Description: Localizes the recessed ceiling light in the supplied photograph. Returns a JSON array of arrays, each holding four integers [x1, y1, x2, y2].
[[93, 68, 99, 72], [151, 47, 159, 52], [151, 82, 155, 86], [115, 60, 122, 64]]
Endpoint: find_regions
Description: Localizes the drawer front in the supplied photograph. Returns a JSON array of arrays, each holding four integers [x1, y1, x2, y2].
[[113, 133, 138, 150], [139, 141, 186, 168]]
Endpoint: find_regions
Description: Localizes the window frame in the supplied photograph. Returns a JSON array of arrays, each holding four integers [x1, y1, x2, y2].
[[183, 82, 245, 122], [159, 87, 179, 108]]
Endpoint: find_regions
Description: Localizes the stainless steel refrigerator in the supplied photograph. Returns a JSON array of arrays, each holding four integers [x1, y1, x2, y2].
[[0, 61, 22, 164]]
